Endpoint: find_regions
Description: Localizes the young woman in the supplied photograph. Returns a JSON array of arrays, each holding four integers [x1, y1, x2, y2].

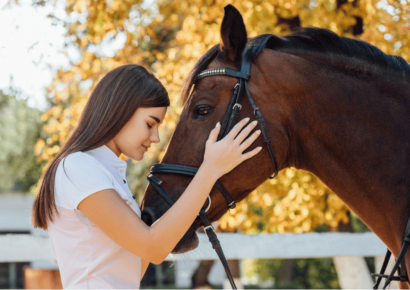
[[31, 64, 262, 289]]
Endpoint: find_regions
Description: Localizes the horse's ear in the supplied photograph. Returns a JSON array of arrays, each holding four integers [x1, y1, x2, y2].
[[220, 4, 247, 63]]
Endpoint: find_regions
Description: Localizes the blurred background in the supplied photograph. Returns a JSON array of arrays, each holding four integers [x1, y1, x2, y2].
[[0, 0, 409, 288]]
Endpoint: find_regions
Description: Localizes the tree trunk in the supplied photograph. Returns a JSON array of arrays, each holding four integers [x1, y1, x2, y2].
[[191, 260, 214, 289], [330, 211, 373, 289], [222, 260, 243, 290], [333, 256, 374, 289], [278, 259, 294, 283]]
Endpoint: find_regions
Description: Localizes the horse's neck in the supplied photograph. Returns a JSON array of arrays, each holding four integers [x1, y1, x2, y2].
[[267, 53, 410, 252]]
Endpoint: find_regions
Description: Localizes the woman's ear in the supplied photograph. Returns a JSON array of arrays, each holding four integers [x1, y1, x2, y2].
[[220, 4, 247, 63]]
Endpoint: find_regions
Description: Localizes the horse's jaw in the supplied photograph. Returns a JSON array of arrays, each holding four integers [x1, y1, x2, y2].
[[171, 224, 199, 254]]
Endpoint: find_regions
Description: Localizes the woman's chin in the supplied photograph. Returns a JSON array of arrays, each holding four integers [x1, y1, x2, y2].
[[133, 151, 144, 161], [171, 229, 199, 254]]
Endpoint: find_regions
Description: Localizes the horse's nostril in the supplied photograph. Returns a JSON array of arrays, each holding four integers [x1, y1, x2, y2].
[[141, 208, 156, 226]]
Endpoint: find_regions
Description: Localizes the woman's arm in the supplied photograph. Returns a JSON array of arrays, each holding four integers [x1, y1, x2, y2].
[[77, 118, 261, 264], [141, 259, 149, 279], [77, 162, 219, 264]]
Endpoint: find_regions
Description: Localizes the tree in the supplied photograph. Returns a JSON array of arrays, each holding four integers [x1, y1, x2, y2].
[[34, 0, 409, 228], [0, 91, 43, 193], [29, 1, 408, 287]]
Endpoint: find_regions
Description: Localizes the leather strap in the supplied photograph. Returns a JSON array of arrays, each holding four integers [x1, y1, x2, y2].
[[147, 174, 175, 206], [196, 68, 250, 81], [223, 79, 245, 140], [245, 81, 279, 179], [373, 249, 392, 289], [149, 164, 236, 209], [218, 81, 241, 141], [198, 209, 237, 289], [372, 216, 410, 289], [372, 273, 409, 282]]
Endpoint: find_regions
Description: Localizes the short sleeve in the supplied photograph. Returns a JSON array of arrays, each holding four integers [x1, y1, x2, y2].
[[56, 152, 115, 210]]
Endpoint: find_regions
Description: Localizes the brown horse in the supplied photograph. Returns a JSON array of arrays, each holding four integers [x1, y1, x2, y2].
[[141, 4, 410, 285]]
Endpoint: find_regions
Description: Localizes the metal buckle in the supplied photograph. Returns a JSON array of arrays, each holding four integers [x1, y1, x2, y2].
[[198, 196, 212, 216], [234, 83, 240, 89], [148, 174, 163, 185], [204, 224, 215, 233], [232, 103, 242, 110], [205, 195, 211, 213], [228, 201, 236, 209]]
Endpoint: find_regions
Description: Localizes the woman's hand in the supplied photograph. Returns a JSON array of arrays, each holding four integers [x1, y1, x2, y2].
[[202, 117, 262, 180]]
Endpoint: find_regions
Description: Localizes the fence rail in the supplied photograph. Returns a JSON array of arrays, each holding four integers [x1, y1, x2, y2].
[[0, 232, 387, 262]]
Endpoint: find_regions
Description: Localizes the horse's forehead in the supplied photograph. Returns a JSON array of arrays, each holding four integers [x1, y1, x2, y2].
[[180, 59, 240, 116], [188, 65, 238, 102], [184, 80, 233, 112]]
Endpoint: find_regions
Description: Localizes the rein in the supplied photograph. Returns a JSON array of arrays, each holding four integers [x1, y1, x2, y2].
[[147, 39, 279, 289]]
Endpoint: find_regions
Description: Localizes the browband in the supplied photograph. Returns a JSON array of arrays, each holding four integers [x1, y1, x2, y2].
[[196, 68, 250, 81]]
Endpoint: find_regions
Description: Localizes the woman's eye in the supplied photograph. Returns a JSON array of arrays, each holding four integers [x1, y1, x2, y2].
[[196, 106, 212, 116], [147, 123, 152, 129]]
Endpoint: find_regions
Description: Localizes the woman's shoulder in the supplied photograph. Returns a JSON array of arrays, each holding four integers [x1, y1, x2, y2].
[[62, 151, 95, 165], [55, 151, 115, 210], [57, 151, 115, 185], [59, 151, 107, 173]]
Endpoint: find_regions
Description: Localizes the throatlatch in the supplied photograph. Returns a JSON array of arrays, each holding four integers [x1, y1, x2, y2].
[[372, 216, 410, 289]]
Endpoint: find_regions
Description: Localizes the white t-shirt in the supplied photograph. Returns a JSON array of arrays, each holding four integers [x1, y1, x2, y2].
[[47, 145, 142, 289]]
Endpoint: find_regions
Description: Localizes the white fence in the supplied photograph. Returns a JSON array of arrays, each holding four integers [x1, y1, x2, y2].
[[0, 193, 399, 288], [0, 232, 397, 289], [0, 232, 387, 262], [0, 192, 388, 261]]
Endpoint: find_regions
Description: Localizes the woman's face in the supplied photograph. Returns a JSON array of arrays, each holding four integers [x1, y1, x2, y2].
[[106, 106, 167, 161]]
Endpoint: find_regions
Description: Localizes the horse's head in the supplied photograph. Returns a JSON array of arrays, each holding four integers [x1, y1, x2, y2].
[[141, 5, 291, 253]]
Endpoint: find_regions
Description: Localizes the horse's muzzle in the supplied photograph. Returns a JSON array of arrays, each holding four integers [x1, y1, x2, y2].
[[141, 207, 156, 226]]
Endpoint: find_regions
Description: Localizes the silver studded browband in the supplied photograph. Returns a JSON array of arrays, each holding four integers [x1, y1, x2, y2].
[[196, 67, 250, 81]]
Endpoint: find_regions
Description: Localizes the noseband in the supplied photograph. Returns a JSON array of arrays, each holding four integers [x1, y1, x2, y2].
[[147, 40, 278, 289]]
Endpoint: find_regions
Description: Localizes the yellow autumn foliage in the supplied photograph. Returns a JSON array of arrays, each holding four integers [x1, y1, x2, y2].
[[35, 0, 409, 232], [219, 168, 349, 233]]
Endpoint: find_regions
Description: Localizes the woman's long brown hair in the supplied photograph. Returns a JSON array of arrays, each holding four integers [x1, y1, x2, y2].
[[32, 64, 170, 230]]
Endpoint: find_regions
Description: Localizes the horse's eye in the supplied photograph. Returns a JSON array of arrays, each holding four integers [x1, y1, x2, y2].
[[195, 106, 213, 117]]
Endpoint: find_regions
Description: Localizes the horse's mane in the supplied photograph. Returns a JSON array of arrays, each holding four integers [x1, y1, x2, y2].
[[181, 27, 410, 104]]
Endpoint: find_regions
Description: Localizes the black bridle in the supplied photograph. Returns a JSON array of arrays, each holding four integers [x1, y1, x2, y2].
[[147, 42, 279, 289]]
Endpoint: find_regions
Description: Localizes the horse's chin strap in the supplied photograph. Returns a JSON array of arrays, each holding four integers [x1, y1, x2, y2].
[[372, 216, 410, 289]]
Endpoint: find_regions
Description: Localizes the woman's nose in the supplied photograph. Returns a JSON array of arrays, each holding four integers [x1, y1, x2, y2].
[[150, 131, 160, 143]]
